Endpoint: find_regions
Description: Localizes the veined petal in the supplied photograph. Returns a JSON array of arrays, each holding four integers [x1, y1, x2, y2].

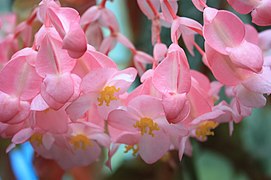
[[203, 7, 245, 54]]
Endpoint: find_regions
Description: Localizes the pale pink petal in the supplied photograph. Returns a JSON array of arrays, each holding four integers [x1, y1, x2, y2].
[[160, 0, 178, 22], [153, 43, 167, 62], [35, 108, 68, 134], [12, 128, 34, 144], [36, 34, 76, 77], [80, 6, 101, 26], [236, 85, 266, 108], [8, 100, 30, 124], [81, 68, 116, 93], [108, 109, 137, 132], [192, 0, 207, 11], [227, 0, 258, 14], [99, 8, 119, 32], [137, 0, 160, 19], [226, 40, 263, 72], [41, 73, 74, 106], [205, 43, 252, 86], [139, 130, 170, 164], [153, 44, 191, 93], [244, 24, 259, 44], [42, 133, 55, 150], [162, 93, 190, 123], [203, 7, 245, 54], [62, 23, 87, 58], [117, 33, 135, 50], [66, 93, 97, 121], [0, 51, 42, 100], [252, 0, 271, 26], [0, 92, 20, 123], [99, 36, 117, 55], [242, 67, 271, 94]]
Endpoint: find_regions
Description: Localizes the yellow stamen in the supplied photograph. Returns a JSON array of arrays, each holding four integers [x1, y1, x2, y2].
[[97, 86, 120, 106], [196, 121, 218, 140], [30, 133, 43, 146], [124, 144, 139, 156], [134, 117, 160, 137], [70, 134, 92, 150]]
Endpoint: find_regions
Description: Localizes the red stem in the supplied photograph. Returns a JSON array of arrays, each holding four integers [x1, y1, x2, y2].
[[193, 41, 205, 56], [163, 0, 177, 20], [99, 0, 107, 8], [146, 0, 159, 17]]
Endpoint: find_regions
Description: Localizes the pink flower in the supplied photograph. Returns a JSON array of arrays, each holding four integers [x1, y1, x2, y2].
[[37, 0, 87, 58], [153, 44, 191, 123], [108, 95, 188, 164], [66, 67, 137, 120], [227, 0, 271, 26]]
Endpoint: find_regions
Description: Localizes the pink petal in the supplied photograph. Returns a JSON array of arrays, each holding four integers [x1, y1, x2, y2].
[[162, 93, 190, 123], [203, 7, 245, 54], [80, 6, 101, 26], [41, 73, 74, 106], [236, 85, 266, 108], [0, 51, 42, 100], [36, 34, 76, 77], [226, 40, 263, 72], [62, 23, 87, 58], [139, 130, 170, 164], [251, 0, 271, 26], [244, 24, 259, 44], [192, 0, 207, 11], [205, 43, 252, 86], [66, 93, 97, 121], [242, 67, 271, 94], [161, 0, 178, 22], [0, 92, 20, 123], [153, 43, 167, 62], [81, 68, 116, 93], [137, 0, 160, 19], [108, 109, 138, 132], [35, 108, 68, 134], [227, 0, 258, 14], [153, 44, 191, 93], [12, 128, 34, 144], [129, 95, 164, 119]]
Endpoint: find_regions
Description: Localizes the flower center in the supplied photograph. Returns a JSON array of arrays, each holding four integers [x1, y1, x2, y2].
[[133, 117, 160, 137], [196, 121, 218, 140], [30, 133, 43, 146], [97, 86, 120, 106], [124, 144, 139, 156], [70, 134, 92, 150]]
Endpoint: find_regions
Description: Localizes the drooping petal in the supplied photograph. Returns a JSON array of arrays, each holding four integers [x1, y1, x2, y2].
[[153, 44, 191, 94], [139, 130, 170, 164], [227, 0, 259, 14], [226, 40, 263, 72], [137, 0, 160, 20], [36, 34, 76, 77], [66, 93, 97, 121], [35, 108, 68, 134], [205, 43, 252, 86], [203, 7, 245, 54], [0, 49, 42, 100], [235, 85, 266, 108]]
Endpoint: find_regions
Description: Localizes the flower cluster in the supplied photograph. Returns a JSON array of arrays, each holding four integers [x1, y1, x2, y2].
[[0, 0, 270, 170]]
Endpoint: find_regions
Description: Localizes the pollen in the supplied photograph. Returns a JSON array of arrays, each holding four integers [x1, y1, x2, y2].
[[30, 133, 43, 146], [196, 121, 218, 140], [70, 134, 92, 150], [124, 144, 139, 156], [134, 117, 160, 137], [97, 86, 120, 106]]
